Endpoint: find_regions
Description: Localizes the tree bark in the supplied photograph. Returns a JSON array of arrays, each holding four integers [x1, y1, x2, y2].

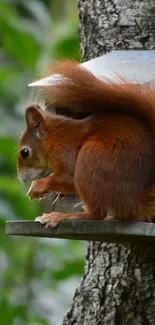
[[61, 1, 155, 324], [78, 0, 155, 61]]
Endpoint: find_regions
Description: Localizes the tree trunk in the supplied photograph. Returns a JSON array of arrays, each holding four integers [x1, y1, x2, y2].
[[61, 1, 155, 324]]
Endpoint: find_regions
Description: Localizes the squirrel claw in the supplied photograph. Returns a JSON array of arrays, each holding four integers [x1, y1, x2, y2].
[[35, 216, 42, 222]]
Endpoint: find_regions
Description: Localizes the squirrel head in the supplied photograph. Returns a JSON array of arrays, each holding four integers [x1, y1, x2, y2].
[[17, 105, 52, 183]]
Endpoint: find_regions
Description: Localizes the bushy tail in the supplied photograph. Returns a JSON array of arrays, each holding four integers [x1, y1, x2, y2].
[[42, 60, 155, 203], [42, 60, 154, 118]]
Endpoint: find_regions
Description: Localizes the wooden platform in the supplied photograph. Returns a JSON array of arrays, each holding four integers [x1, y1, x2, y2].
[[5, 220, 155, 244]]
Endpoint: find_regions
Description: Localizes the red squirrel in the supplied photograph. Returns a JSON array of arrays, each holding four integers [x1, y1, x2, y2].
[[17, 60, 155, 228]]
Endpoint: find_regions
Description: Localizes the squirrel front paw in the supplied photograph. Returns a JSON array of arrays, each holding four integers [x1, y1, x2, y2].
[[35, 213, 60, 227], [27, 179, 51, 200]]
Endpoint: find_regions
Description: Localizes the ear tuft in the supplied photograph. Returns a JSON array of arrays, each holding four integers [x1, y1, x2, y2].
[[25, 105, 44, 127]]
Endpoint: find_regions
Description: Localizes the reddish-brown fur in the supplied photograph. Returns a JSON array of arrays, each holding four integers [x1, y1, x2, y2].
[[17, 61, 155, 226]]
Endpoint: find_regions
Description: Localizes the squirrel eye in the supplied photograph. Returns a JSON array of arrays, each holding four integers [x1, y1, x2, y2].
[[20, 148, 30, 160]]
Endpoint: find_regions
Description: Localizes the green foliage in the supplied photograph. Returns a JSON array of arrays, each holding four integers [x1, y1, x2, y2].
[[0, 1, 84, 324]]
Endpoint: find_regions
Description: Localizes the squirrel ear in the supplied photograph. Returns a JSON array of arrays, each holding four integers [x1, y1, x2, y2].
[[25, 105, 44, 128]]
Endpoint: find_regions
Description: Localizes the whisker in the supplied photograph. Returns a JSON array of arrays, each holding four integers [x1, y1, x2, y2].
[[74, 202, 82, 209], [43, 192, 56, 200], [52, 192, 61, 204]]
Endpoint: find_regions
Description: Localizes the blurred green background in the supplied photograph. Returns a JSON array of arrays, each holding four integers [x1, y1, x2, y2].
[[0, 1, 86, 324]]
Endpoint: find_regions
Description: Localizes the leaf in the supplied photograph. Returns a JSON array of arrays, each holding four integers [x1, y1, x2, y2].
[[0, 176, 40, 220], [1, 26, 39, 68], [23, 0, 52, 28]]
